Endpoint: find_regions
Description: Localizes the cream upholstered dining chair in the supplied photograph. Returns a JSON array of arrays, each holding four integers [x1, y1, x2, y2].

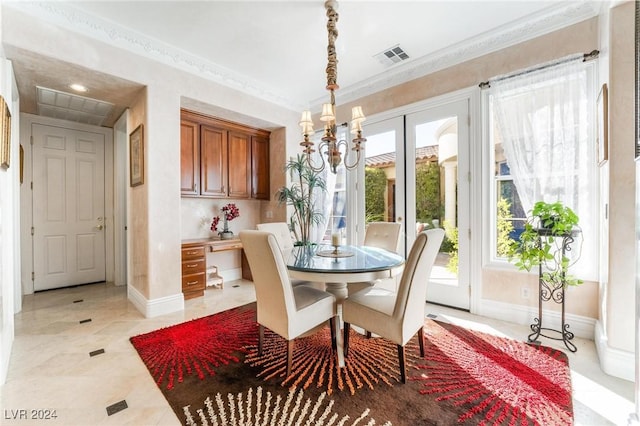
[[348, 221, 403, 295], [363, 221, 402, 252], [342, 228, 445, 383], [256, 222, 315, 288], [239, 230, 337, 377], [256, 222, 295, 251]]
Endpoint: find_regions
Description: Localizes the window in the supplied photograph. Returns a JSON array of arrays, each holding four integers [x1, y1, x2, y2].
[[486, 59, 597, 280]]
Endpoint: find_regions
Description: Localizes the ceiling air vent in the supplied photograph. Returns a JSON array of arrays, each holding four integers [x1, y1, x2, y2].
[[374, 45, 410, 66], [36, 86, 114, 126]]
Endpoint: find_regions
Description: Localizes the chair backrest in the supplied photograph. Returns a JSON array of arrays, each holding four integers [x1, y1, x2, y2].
[[256, 222, 294, 251], [239, 230, 296, 337], [363, 222, 402, 253], [393, 228, 445, 335]]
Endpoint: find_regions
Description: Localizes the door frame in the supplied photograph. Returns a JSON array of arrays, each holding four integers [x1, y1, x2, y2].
[[19, 113, 114, 295], [352, 87, 482, 313]]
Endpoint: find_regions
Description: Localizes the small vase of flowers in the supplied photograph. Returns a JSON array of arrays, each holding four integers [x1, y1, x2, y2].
[[211, 203, 240, 240]]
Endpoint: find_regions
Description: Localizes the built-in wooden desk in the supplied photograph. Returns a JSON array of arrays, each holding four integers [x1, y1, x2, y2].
[[181, 238, 252, 299]]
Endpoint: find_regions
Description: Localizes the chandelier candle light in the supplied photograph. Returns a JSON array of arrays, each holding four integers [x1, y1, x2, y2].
[[298, 0, 366, 174]]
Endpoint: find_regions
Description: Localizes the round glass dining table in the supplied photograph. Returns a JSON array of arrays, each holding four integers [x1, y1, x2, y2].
[[285, 244, 405, 302]]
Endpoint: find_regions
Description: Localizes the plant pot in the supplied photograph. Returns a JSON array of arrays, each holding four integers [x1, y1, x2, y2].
[[219, 231, 234, 240]]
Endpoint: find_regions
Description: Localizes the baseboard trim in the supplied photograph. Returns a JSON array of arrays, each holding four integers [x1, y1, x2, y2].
[[478, 299, 595, 339], [127, 285, 184, 318], [594, 320, 635, 382]]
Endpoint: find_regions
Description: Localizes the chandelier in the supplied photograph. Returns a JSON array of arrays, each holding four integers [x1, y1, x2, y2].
[[298, 0, 366, 174]]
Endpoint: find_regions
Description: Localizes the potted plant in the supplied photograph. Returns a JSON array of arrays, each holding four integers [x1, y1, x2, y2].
[[508, 201, 583, 287], [276, 155, 327, 246], [211, 203, 240, 240]]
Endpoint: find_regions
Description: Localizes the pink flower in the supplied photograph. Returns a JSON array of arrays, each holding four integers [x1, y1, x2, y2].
[[211, 203, 240, 232], [221, 203, 240, 221]]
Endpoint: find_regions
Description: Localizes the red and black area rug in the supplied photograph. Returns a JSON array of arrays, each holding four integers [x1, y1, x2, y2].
[[130, 303, 573, 425]]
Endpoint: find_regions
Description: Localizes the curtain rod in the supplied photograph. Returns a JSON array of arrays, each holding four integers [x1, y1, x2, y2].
[[478, 49, 599, 89]]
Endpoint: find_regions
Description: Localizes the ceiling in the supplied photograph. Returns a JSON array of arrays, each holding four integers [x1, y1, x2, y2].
[[2, 1, 601, 127]]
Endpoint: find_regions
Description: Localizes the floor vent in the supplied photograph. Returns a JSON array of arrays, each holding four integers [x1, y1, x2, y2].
[[89, 349, 105, 357], [106, 400, 128, 416], [374, 44, 410, 66]]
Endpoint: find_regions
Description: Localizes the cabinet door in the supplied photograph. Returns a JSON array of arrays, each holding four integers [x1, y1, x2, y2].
[[228, 131, 251, 198], [251, 135, 270, 200], [180, 119, 199, 195], [201, 125, 228, 197]]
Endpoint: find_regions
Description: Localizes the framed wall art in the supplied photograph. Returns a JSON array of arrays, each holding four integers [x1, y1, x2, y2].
[[1, 95, 11, 169], [597, 83, 608, 166], [130, 124, 144, 187]]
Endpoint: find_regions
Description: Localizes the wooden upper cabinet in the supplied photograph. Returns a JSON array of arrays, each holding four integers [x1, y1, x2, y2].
[[200, 125, 228, 197], [228, 131, 251, 198], [180, 109, 270, 199], [251, 135, 270, 200], [180, 119, 199, 195]]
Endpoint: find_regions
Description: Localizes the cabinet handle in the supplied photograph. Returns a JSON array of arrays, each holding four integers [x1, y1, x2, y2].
[[186, 250, 198, 255], [186, 280, 199, 286], [186, 263, 198, 268]]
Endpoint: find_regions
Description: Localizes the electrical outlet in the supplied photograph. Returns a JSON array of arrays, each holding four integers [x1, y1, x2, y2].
[[266, 211, 273, 219], [521, 287, 530, 299]]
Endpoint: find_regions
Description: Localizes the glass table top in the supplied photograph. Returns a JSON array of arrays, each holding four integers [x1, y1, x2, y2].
[[285, 244, 404, 274]]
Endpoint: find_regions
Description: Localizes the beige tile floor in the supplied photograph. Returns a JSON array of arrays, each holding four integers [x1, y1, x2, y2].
[[0, 280, 635, 425]]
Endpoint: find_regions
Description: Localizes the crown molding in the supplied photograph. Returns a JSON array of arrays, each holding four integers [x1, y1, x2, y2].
[[8, 1, 600, 114], [312, 1, 601, 109], [7, 1, 304, 112]]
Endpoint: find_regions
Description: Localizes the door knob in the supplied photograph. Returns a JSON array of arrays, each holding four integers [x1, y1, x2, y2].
[[97, 224, 104, 230]]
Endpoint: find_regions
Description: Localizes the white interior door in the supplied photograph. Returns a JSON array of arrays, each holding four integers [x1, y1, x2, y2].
[[32, 123, 106, 291], [406, 99, 470, 310]]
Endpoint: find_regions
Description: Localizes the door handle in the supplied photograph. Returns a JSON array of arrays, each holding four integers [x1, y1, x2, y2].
[[96, 224, 104, 230]]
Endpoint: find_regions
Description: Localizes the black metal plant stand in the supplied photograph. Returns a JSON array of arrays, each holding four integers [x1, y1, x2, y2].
[[527, 228, 579, 353]]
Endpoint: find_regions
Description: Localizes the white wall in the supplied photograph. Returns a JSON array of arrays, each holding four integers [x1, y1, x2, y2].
[[0, 50, 21, 385]]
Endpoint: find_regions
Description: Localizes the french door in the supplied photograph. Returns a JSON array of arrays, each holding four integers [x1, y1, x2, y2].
[[361, 99, 470, 310]]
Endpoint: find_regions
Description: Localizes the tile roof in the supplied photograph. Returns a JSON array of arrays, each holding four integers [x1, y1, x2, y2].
[[365, 145, 438, 167]]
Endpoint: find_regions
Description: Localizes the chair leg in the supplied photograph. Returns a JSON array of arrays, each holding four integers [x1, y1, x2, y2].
[[365, 331, 372, 339], [258, 324, 264, 356], [287, 340, 294, 377], [343, 322, 351, 357], [329, 317, 337, 350], [397, 344, 406, 384], [418, 326, 425, 357]]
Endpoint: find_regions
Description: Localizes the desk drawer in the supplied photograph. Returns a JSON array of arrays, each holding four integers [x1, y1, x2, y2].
[[182, 258, 205, 275], [182, 273, 205, 290], [182, 273, 205, 299], [182, 246, 205, 260]]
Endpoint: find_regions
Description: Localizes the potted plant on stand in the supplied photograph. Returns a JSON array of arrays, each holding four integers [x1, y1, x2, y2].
[[276, 155, 327, 246], [508, 200, 582, 286], [211, 203, 240, 240], [507, 200, 582, 352]]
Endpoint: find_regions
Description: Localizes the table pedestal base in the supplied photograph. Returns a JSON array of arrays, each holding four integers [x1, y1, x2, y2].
[[325, 282, 348, 304]]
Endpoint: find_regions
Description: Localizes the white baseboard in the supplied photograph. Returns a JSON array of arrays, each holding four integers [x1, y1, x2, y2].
[[594, 320, 635, 382], [478, 299, 595, 339], [127, 285, 184, 318]]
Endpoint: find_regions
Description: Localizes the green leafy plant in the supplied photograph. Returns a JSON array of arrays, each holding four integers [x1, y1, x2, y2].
[[508, 201, 582, 286], [443, 220, 458, 275], [276, 155, 327, 246], [496, 197, 515, 257]]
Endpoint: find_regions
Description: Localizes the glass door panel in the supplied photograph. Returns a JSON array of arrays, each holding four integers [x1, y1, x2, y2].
[[360, 117, 405, 254], [406, 100, 470, 310]]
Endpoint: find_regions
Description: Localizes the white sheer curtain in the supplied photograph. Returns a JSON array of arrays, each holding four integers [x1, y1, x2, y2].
[[490, 58, 596, 280]]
